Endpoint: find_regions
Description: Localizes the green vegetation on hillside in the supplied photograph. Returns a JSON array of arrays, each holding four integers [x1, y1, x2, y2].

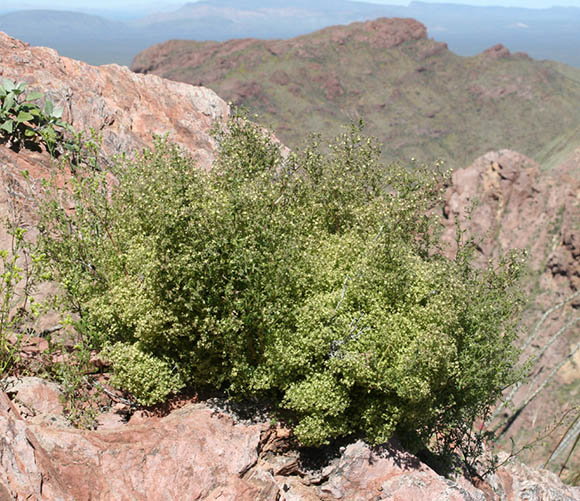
[[132, 22, 580, 170], [36, 116, 525, 464]]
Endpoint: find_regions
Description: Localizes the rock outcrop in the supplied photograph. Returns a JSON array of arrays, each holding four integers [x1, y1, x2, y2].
[[442, 148, 580, 296], [292, 17, 427, 52], [1, 387, 579, 501], [546, 146, 580, 297], [0, 31, 228, 170], [482, 44, 511, 60], [443, 150, 570, 264]]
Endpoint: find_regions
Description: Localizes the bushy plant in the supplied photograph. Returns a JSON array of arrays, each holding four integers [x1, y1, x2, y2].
[[36, 115, 524, 454]]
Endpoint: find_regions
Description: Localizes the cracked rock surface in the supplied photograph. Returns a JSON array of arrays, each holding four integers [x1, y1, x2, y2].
[[0, 31, 229, 171], [1, 389, 579, 501]]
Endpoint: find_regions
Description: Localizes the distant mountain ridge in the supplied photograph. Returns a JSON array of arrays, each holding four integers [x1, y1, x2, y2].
[[0, 10, 147, 65], [131, 16, 580, 171], [1, 1, 580, 66]]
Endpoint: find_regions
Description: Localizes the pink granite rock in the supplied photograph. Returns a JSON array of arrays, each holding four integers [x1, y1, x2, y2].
[[2, 388, 580, 500], [3, 376, 64, 418], [0, 31, 228, 170]]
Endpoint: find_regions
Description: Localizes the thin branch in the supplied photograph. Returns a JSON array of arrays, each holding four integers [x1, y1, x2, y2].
[[521, 317, 580, 404], [528, 317, 580, 368], [559, 428, 580, 478], [490, 308, 580, 424], [492, 407, 576, 473], [521, 290, 580, 354], [38, 325, 63, 338], [497, 339, 580, 438], [83, 376, 137, 408], [545, 413, 580, 467], [333, 274, 351, 315]]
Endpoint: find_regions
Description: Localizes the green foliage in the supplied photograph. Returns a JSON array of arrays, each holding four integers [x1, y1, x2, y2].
[[0, 78, 73, 154], [36, 115, 524, 453], [47, 336, 100, 428], [0, 225, 43, 376], [102, 342, 184, 406]]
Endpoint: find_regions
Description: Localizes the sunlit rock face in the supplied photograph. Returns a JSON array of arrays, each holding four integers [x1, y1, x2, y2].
[[0, 30, 229, 170]]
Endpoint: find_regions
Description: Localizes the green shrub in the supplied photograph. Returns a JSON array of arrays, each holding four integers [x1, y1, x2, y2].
[[36, 115, 524, 452]]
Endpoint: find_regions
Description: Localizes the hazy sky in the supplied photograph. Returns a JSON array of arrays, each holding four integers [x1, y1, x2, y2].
[[4, 0, 580, 9], [361, 0, 580, 5]]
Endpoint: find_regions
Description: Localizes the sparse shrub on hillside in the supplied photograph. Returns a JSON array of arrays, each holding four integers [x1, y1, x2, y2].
[[0, 222, 46, 377], [36, 114, 525, 459], [0, 227, 30, 375]]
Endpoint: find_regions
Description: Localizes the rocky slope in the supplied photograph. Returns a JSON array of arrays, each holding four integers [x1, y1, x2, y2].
[[0, 31, 580, 499], [442, 149, 578, 286], [0, 31, 228, 170], [131, 17, 580, 171], [2, 376, 580, 500], [441, 148, 580, 479]]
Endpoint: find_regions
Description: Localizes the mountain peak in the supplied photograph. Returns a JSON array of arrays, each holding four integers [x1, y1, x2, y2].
[[305, 17, 427, 50], [482, 43, 511, 59]]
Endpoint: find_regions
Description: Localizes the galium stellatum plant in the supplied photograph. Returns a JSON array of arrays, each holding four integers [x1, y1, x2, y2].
[[35, 115, 526, 462]]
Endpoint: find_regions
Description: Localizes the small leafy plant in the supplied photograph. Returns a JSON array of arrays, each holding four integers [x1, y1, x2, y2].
[[47, 336, 101, 429], [0, 78, 73, 154]]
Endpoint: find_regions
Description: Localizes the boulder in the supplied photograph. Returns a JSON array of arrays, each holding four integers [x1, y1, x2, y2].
[[1, 389, 579, 500], [3, 376, 64, 419], [0, 31, 229, 170]]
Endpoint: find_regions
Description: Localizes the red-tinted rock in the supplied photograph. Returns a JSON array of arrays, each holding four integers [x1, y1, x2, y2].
[[483, 44, 511, 59], [30, 403, 268, 501], [442, 150, 576, 272], [3, 376, 64, 419], [0, 391, 71, 500], [2, 387, 580, 500], [487, 455, 580, 500], [315, 441, 485, 501], [95, 410, 126, 429], [0, 31, 228, 170]]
